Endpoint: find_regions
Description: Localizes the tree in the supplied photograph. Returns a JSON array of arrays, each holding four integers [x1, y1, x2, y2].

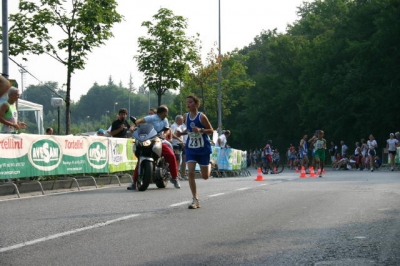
[[135, 8, 200, 106], [6, 0, 122, 134], [180, 48, 254, 133]]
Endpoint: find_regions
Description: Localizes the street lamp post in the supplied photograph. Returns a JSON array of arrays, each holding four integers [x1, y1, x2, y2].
[[114, 102, 118, 114], [105, 110, 109, 126], [217, 0, 222, 135], [2, 0, 9, 77], [86, 116, 90, 132]]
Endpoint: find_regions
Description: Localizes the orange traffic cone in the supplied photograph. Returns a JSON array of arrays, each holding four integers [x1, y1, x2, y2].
[[254, 167, 265, 181], [322, 169, 326, 174], [295, 166, 299, 173], [274, 166, 278, 173], [317, 168, 321, 176], [309, 167, 316, 178], [299, 166, 307, 178]]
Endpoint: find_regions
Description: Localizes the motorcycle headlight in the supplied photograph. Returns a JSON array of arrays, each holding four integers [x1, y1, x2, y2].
[[142, 140, 152, 146]]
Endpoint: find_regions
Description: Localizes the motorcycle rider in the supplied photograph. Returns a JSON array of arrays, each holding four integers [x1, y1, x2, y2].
[[127, 105, 181, 190]]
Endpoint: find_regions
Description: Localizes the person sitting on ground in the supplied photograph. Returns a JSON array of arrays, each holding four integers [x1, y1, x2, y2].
[[348, 155, 357, 170], [335, 155, 349, 170], [374, 156, 382, 169], [331, 153, 342, 169]]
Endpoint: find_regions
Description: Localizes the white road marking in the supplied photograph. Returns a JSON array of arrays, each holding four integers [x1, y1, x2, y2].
[[236, 187, 251, 191], [354, 236, 367, 239], [0, 213, 141, 253], [169, 201, 191, 207], [208, 193, 225, 197]]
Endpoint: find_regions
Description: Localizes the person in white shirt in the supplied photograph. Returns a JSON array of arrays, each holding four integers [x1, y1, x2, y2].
[[387, 133, 399, 171], [216, 130, 231, 148], [170, 115, 185, 178], [367, 134, 378, 172]]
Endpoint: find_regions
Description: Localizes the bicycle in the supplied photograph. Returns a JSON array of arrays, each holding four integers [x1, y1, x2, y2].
[[258, 159, 284, 174]]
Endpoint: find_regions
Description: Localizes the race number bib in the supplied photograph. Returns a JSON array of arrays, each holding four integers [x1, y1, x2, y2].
[[315, 140, 324, 149], [188, 132, 204, 148]]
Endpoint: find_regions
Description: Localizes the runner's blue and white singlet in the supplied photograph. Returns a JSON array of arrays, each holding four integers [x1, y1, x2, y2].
[[185, 112, 212, 155]]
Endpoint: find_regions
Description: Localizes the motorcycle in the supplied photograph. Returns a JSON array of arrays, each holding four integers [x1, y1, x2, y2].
[[130, 116, 171, 191]]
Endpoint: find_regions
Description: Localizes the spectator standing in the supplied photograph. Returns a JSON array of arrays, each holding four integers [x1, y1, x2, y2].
[[354, 142, 361, 170], [216, 130, 231, 148], [179, 121, 188, 179], [395, 132, 400, 142], [110, 108, 134, 138], [360, 138, 368, 170], [289, 144, 297, 170], [46, 127, 53, 135], [367, 134, 378, 172], [387, 133, 399, 171], [170, 115, 185, 179], [0, 88, 27, 133], [148, 108, 157, 115], [272, 149, 280, 165], [340, 140, 348, 157], [329, 141, 338, 165], [252, 149, 259, 168]]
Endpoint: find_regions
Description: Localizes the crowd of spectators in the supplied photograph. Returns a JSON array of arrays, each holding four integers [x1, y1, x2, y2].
[[247, 132, 400, 171]]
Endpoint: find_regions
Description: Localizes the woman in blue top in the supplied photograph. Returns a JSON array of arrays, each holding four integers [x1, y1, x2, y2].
[[178, 94, 213, 209]]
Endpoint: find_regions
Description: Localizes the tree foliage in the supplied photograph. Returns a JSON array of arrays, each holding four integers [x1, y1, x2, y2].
[[135, 8, 200, 106], [228, 0, 400, 151], [178, 47, 254, 130], [6, 0, 123, 134]]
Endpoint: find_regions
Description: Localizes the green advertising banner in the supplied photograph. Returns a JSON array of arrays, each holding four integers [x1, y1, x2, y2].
[[0, 134, 109, 179], [0, 134, 245, 180], [108, 138, 137, 173]]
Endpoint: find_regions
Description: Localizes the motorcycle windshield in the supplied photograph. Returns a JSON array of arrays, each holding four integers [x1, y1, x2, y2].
[[133, 124, 158, 141]]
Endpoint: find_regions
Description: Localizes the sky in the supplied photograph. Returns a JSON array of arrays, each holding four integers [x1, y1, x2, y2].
[[1, 0, 309, 102]]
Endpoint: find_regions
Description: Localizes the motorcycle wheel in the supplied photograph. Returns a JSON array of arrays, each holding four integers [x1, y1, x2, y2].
[[137, 161, 152, 191]]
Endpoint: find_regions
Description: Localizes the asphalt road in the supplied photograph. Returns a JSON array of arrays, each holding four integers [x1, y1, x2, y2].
[[1, 168, 400, 266]]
